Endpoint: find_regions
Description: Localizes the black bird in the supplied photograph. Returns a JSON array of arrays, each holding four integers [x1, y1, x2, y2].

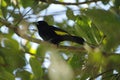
[[36, 21, 85, 45]]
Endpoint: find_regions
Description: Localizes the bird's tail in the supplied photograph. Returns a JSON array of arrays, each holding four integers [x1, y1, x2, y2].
[[62, 35, 85, 45]]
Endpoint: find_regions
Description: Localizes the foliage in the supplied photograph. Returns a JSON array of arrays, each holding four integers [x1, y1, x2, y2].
[[0, 0, 120, 80]]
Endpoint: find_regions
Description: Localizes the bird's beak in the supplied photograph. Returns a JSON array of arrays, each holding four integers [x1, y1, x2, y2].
[[29, 22, 38, 31], [29, 23, 38, 31], [32, 22, 39, 25]]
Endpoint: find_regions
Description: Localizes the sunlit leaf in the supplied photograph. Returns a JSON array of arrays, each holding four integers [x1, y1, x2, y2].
[[76, 15, 102, 45], [85, 9, 120, 51], [1, 0, 7, 7]]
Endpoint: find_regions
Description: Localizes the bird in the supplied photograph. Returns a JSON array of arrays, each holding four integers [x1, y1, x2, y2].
[[36, 21, 85, 45]]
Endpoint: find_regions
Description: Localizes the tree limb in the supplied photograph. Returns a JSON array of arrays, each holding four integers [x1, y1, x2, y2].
[[39, 0, 101, 5]]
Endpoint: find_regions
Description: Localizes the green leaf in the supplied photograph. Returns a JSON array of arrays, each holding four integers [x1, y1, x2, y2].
[[4, 0, 15, 6], [1, 0, 7, 7], [4, 38, 19, 50], [21, 0, 34, 8], [0, 56, 5, 65], [16, 70, 32, 80], [69, 53, 85, 69], [0, 67, 15, 80], [44, 15, 54, 25], [29, 57, 43, 80], [32, 3, 49, 14], [1, 6, 7, 18], [114, 0, 120, 8], [36, 45, 46, 58], [76, 15, 102, 45], [0, 38, 26, 72], [66, 8, 75, 20], [0, 9, 2, 18], [0, 48, 26, 72], [85, 9, 120, 51], [108, 54, 120, 66]]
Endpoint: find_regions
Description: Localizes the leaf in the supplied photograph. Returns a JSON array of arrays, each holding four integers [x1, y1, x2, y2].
[[108, 54, 120, 67], [1, 6, 7, 18], [21, 0, 34, 8], [36, 45, 46, 57], [4, 0, 12, 6], [76, 15, 102, 45], [16, 70, 32, 80], [44, 15, 54, 25], [0, 56, 5, 65], [29, 57, 43, 80], [85, 9, 120, 51], [114, 0, 120, 8], [0, 67, 15, 80], [33, 3, 49, 14], [0, 38, 26, 72], [69, 53, 85, 69], [66, 8, 75, 20], [3, 38, 19, 50], [1, 0, 7, 7]]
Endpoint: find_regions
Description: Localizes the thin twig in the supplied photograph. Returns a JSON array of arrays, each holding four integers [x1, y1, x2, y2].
[[15, 1, 38, 25]]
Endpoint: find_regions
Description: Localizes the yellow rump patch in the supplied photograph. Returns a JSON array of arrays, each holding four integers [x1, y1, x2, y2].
[[54, 31, 68, 35]]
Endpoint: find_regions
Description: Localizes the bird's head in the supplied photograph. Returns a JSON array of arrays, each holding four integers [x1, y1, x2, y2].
[[36, 21, 49, 27]]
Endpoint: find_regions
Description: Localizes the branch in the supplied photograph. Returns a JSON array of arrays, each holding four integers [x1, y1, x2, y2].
[[0, 17, 86, 52], [39, 0, 101, 5], [89, 69, 113, 80]]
